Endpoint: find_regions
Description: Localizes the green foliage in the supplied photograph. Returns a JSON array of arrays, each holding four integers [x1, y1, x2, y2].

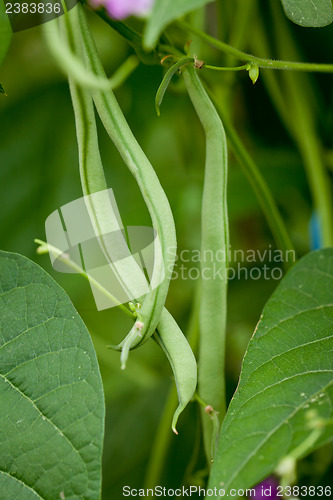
[[281, 0, 333, 27], [0, 251, 105, 499], [209, 249, 333, 494], [2, 1, 333, 496], [143, 0, 214, 50], [0, 0, 12, 67]]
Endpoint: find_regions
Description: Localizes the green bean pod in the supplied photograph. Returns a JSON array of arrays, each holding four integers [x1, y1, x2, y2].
[[55, 10, 147, 308], [45, 7, 197, 430], [183, 66, 229, 460], [63, 4, 177, 366], [76, 5, 177, 353], [154, 309, 197, 434]]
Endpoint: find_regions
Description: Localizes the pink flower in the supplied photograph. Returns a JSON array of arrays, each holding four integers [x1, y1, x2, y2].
[[90, 0, 154, 19]]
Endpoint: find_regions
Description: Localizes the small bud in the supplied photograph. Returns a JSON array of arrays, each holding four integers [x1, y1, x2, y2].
[[135, 320, 144, 331], [194, 57, 205, 69], [204, 405, 214, 414], [248, 63, 259, 84]]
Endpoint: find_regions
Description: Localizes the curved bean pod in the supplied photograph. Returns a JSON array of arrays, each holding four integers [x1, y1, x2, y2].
[[74, 4, 177, 362], [57, 10, 147, 307], [44, 8, 197, 431], [154, 308, 197, 434], [53, 4, 176, 367], [183, 66, 229, 459]]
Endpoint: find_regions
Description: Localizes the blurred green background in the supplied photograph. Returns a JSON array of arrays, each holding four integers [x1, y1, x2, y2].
[[1, 0, 333, 497]]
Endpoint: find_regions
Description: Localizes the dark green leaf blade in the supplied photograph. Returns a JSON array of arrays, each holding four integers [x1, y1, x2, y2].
[[0, 251, 105, 499], [144, 0, 214, 50], [281, 0, 333, 27], [209, 249, 333, 495], [0, 0, 12, 67]]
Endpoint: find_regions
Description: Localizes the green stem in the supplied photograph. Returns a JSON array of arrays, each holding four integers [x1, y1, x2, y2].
[[108, 54, 139, 89], [226, 0, 254, 59], [90, 6, 180, 63], [203, 64, 248, 72], [252, 1, 333, 246], [177, 21, 333, 73], [88, 6, 158, 64], [249, 19, 294, 133], [193, 393, 220, 460], [181, 405, 203, 486], [35, 239, 134, 318], [155, 57, 194, 115], [220, 0, 255, 112], [143, 386, 179, 488]]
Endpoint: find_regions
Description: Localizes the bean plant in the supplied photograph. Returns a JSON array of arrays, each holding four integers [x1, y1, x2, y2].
[[0, 0, 333, 499]]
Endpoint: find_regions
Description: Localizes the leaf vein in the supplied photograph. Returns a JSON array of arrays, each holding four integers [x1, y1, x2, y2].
[[0, 468, 44, 499], [0, 372, 87, 471]]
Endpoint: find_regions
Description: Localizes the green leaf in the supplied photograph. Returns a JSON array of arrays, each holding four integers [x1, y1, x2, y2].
[[144, 0, 214, 50], [0, 0, 12, 66], [209, 249, 333, 495], [281, 0, 333, 27], [0, 251, 105, 499]]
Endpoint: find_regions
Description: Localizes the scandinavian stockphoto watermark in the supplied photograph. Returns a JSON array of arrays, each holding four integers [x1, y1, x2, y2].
[[43, 189, 295, 311], [44, 189, 165, 310], [167, 246, 296, 282]]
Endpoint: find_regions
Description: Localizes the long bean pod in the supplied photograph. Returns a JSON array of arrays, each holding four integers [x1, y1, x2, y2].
[[46, 3, 197, 433], [206, 87, 294, 262], [74, 4, 177, 360], [52, 4, 177, 367], [154, 309, 197, 434], [183, 66, 229, 460], [55, 10, 148, 314]]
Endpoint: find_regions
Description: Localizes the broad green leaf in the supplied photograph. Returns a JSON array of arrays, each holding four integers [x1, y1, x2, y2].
[[144, 0, 214, 50], [0, 0, 12, 67], [0, 251, 105, 499], [281, 0, 333, 27], [209, 249, 333, 495]]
